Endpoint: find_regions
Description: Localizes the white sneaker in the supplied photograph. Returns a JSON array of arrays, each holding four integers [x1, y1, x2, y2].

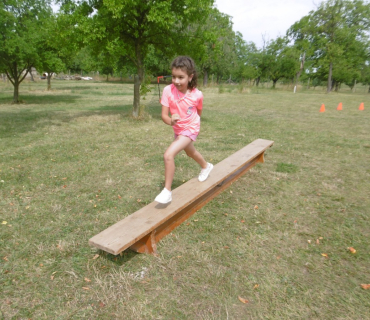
[[198, 163, 213, 182], [155, 188, 172, 204]]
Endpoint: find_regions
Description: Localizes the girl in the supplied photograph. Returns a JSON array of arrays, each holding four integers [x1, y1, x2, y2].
[[155, 56, 213, 204]]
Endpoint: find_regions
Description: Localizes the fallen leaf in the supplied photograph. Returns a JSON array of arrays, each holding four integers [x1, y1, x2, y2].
[[254, 205, 258, 209], [3, 256, 9, 261], [253, 284, 259, 289], [84, 277, 91, 282], [92, 254, 100, 260], [316, 239, 320, 244], [348, 247, 356, 254], [238, 296, 249, 304], [2, 221, 7, 225], [99, 302, 105, 308], [361, 284, 370, 290], [307, 240, 312, 244], [241, 220, 245, 223], [224, 246, 230, 249], [321, 253, 328, 258], [82, 287, 90, 290]]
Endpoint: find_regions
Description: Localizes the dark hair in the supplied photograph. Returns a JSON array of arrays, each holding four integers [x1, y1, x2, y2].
[[171, 56, 198, 90]]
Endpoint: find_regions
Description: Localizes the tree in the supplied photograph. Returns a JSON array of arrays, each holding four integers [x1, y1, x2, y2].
[[360, 60, 370, 92], [233, 35, 259, 83], [288, 0, 370, 93], [287, 16, 314, 86], [264, 37, 300, 88], [0, 0, 52, 102], [183, 8, 236, 86], [37, 9, 80, 90], [72, 0, 214, 117]]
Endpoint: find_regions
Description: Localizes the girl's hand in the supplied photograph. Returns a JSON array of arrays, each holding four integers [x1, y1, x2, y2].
[[171, 114, 180, 126]]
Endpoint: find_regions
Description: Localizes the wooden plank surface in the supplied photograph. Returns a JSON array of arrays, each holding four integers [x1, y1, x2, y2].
[[89, 139, 274, 254]]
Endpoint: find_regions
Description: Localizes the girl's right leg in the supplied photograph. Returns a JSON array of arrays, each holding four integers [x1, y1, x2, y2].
[[155, 135, 193, 204], [163, 135, 193, 191]]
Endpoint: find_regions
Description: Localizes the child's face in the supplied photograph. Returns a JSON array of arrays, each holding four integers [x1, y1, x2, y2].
[[171, 68, 193, 94]]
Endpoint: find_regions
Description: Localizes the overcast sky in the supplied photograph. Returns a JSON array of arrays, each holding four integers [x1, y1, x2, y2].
[[214, 0, 324, 48]]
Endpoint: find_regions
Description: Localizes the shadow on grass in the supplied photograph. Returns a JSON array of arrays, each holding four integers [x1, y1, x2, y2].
[[99, 249, 140, 265], [0, 104, 151, 137], [0, 94, 81, 105]]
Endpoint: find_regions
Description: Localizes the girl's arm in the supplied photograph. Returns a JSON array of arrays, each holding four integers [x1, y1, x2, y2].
[[161, 105, 179, 126], [197, 108, 202, 117]]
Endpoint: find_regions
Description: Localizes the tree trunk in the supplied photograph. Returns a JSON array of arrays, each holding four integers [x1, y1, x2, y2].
[[13, 79, 20, 103], [272, 79, 277, 88], [334, 81, 339, 92], [295, 52, 305, 86], [203, 69, 208, 87], [256, 77, 260, 86], [47, 73, 52, 91], [30, 71, 35, 82], [327, 62, 333, 93]]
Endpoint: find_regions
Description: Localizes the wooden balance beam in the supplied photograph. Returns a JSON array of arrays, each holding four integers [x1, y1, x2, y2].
[[89, 139, 274, 255]]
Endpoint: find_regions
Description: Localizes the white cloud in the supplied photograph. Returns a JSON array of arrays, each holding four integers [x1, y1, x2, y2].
[[215, 0, 322, 47]]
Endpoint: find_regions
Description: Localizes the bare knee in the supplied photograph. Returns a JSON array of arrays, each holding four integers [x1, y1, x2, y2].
[[163, 151, 175, 163]]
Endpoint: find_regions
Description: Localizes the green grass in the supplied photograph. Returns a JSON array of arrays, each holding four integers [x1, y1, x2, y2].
[[1, 80, 369, 319]]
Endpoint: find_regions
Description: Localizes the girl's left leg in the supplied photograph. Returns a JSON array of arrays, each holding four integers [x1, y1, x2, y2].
[[184, 142, 213, 182], [184, 141, 207, 169]]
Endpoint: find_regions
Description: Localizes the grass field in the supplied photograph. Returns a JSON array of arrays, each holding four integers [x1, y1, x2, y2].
[[1, 79, 369, 319]]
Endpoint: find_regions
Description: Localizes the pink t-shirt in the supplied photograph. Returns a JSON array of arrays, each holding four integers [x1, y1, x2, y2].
[[161, 84, 203, 135]]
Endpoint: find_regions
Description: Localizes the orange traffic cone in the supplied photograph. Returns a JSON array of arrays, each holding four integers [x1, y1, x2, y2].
[[337, 102, 342, 110], [359, 102, 364, 111], [320, 104, 325, 112]]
